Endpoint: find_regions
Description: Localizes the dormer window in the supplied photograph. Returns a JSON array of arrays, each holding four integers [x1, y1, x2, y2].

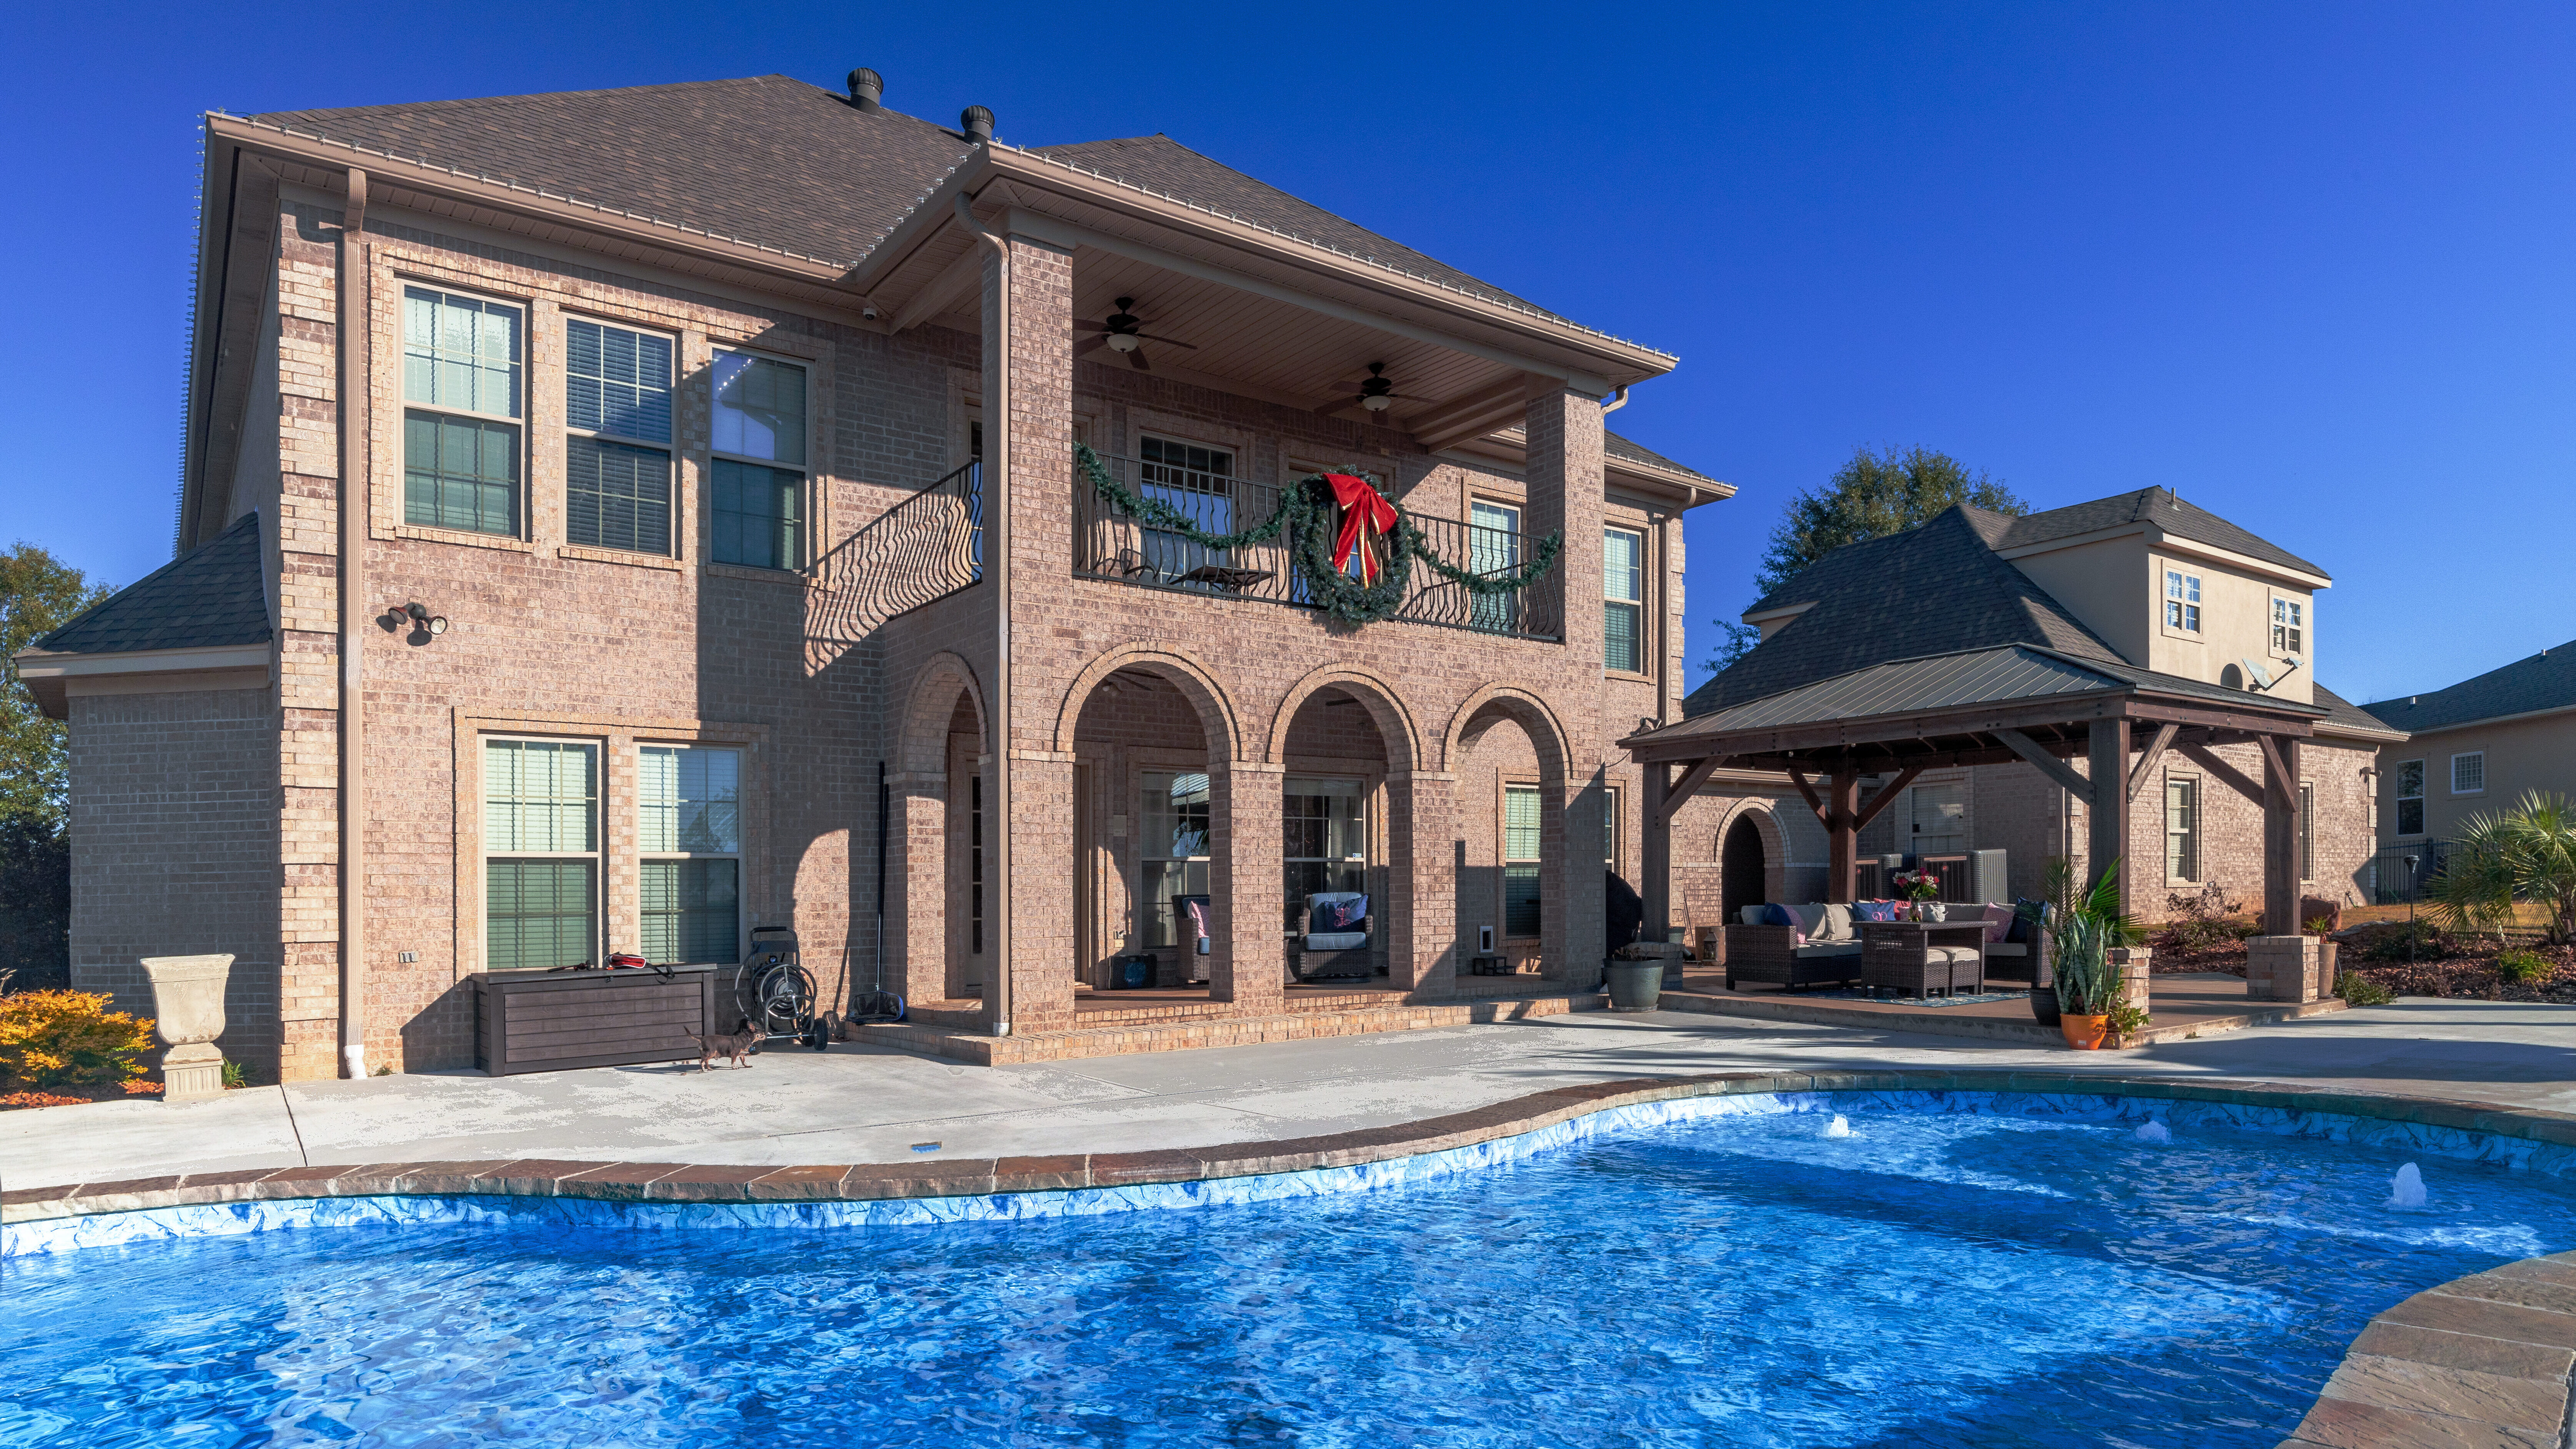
[[2271, 596, 2304, 656], [2163, 570, 2201, 632]]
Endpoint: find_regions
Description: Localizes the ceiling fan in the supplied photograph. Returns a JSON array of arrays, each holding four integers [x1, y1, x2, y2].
[[1313, 361, 1408, 419], [1073, 297, 1196, 371]]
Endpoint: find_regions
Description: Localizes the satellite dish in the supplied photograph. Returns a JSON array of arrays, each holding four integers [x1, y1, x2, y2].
[[2238, 657, 2273, 691]]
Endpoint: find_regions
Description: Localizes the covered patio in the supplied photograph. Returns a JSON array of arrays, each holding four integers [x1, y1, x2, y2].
[[1626, 643, 2339, 1008]]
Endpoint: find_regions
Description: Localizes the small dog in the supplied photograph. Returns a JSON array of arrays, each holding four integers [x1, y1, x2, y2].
[[682, 1020, 759, 1072]]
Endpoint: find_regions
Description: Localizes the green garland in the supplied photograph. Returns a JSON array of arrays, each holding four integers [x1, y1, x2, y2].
[[1072, 441, 1563, 627]]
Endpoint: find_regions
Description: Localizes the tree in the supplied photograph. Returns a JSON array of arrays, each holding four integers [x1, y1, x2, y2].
[[1, 542, 111, 829], [1706, 445, 2029, 672]]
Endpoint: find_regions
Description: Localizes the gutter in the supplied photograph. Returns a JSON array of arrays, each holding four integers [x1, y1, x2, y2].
[[338, 168, 369, 1079], [954, 189, 1012, 1039]]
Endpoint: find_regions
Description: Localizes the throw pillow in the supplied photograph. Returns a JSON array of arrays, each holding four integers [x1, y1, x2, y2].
[[1855, 899, 1897, 923], [1980, 902, 2015, 944], [1922, 902, 1947, 922], [1820, 904, 1855, 942], [1761, 902, 1805, 944], [1321, 895, 1368, 931]]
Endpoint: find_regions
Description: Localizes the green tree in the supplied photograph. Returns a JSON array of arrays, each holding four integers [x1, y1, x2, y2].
[[1, 542, 111, 829], [1706, 445, 2029, 671]]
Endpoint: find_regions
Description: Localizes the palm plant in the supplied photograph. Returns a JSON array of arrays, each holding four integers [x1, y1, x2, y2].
[[2035, 856, 2147, 1016], [2431, 791, 2576, 948]]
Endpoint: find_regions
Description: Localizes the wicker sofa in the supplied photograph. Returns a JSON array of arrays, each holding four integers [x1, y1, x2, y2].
[[1722, 903, 1865, 993]]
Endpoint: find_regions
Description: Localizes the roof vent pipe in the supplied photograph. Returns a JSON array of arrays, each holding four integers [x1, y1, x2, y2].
[[961, 105, 994, 145], [847, 68, 883, 111]]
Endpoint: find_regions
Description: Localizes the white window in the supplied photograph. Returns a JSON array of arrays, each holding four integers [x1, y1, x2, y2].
[[2451, 751, 2485, 796], [2395, 759, 2425, 836], [1503, 785, 1542, 939], [1604, 784, 1622, 871], [1283, 776, 1368, 935], [2300, 781, 2315, 882], [2163, 570, 2202, 632], [566, 317, 677, 555], [2271, 596, 2305, 656], [711, 350, 808, 569], [1469, 500, 1522, 633], [483, 739, 597, 969], [1910, 783, 1966, 855], [639, 746, 741, 964], [2165, 777, 2198, 882], [404, 286, 524, 537], [1604, 526, 1646, 673]]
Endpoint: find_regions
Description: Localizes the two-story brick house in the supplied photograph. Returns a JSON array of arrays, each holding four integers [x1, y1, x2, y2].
[[1641, 490, 2403, 935], [13, 72, 1727, 1078]]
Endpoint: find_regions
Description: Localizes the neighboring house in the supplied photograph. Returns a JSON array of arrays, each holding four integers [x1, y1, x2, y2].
[[11, 71, 1727, 1079], [2361, 640, 2576, 893], [1647, 490, 2404, 929]]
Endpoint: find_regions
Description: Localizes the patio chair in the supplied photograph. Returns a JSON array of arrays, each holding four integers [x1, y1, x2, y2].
[[1291, 891, 1376, 983], [1721, 904, 1864, 993]]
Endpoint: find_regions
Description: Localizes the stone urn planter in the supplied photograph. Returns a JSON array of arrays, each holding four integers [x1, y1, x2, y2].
[[1605, 943, 1681, 1011], [140, 954, 233, 1102]]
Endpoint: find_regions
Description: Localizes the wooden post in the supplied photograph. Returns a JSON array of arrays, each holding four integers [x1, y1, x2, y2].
[[2261, 735, 2301, 934], [2087, 720, 2131, 913], [1642, 762, 1670, 943], [1827, 765, 1860, 903]]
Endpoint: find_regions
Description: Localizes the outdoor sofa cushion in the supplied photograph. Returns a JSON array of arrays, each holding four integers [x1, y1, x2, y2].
[[1305, 932, 1369, 951], [1303, 892, 1369, 952], [1791, 942, 1863, 959], [1740, 905, 1767, 926], [1762, 903, 1803, 941]]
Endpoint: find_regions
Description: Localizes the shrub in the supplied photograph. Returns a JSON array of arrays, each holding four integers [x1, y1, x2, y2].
[[0, 990, 153, 1089], [2162, 881, 2256, 952], [2338, 972, 2395, 1006], [2356, 919, 2455, 963], [2497, 949, 2554, 985]]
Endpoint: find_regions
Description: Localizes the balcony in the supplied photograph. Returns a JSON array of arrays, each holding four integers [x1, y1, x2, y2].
[[807, 460, 982, 644], [1073, 450, 1563, 641]]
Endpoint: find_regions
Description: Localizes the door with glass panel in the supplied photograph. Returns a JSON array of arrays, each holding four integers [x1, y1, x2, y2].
[[483, 739, 598, 970], [1137, 436, 1233, 585], [1468, 501, 1521, 633], [1283, 778, 1370, 938], [1140, 771, 1212, 955]]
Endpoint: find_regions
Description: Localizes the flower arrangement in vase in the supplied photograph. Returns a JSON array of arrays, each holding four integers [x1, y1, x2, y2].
[[1890, 869, 1942, 921]]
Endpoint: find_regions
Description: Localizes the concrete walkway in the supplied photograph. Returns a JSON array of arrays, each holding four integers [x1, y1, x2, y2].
[[6, 996, 2573, 1193]]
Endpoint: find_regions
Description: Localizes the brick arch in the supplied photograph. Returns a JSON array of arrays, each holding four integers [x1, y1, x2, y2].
[[1438, 683, 1571, 784], [1264, 665, 1422, 771], [1712, 796, 1791, 907], [1052, 641, 1245, 760], [895, 651, 986, 776]]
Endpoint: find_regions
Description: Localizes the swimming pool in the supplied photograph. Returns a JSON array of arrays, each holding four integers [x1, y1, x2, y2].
[[8, 1090, 2570, 1447]]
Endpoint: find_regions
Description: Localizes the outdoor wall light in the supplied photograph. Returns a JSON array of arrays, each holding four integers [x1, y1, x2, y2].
[[384, 602, 449, 642]]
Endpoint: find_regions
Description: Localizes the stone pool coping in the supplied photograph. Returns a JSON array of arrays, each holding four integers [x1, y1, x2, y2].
[[10, 1067, 2574, 1446]]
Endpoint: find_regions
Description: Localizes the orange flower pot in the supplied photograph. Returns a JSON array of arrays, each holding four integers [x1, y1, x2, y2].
[[2060, 1013, 2110, 1050]]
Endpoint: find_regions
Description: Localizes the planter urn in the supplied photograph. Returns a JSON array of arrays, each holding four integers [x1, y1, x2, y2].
[[1605, 959, 1667, 1011], [140, 954, 233, 1102]]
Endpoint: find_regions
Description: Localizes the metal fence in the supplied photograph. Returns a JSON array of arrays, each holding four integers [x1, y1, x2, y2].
[[807, 460, 982, 643], [1075, 450, 1563, 641], [2365, 841, 2453, 905]]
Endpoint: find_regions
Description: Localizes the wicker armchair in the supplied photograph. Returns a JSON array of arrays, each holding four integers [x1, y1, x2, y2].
[[1721, 924, 1864, 993]]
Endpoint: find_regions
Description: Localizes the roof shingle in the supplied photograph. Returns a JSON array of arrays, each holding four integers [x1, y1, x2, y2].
[[35, 513, 271, 656], [2362, 643, 2576, 734]]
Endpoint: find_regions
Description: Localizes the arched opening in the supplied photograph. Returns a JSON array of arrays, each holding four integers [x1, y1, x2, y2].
[[1276, 686, 1395, 993], [1448, 698, 1572, 981], [1721, 814, 1769, 925], [1071, 667, 1222, 999], [889, 653, 987, 1010]]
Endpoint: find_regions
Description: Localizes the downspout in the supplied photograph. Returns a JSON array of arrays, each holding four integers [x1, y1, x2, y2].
[[954, 190, 1012, 1037], [337, 168, 369, 1078]]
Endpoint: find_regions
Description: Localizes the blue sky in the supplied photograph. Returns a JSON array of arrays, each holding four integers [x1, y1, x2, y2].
[[6, 2, 2567, 705]]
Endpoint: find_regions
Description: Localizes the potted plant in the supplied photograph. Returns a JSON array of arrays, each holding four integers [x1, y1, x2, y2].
[[1890, 869, 1942, 921], [1605, 943, 1672, 1011], [2305, 915, 2340, 989], [2035, 858, 2145, 1049]]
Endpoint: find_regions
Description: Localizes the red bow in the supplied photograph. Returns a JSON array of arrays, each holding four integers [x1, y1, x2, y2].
[[1324, 473, 1398, 584]]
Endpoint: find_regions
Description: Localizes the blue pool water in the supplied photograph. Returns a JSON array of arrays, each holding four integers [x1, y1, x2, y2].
[[8, 1096, 2573, 1447]]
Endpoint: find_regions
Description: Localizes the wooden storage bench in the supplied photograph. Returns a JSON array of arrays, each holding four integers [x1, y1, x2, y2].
[[473, 965, 719, 1076]]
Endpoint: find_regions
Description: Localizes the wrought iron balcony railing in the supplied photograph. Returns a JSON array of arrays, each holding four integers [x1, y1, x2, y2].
[[1073, 450, 1562, 641], [807, 460, 982, 643]]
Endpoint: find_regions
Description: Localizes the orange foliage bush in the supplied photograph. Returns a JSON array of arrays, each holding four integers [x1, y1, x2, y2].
[[0, 990, 155, 1089]]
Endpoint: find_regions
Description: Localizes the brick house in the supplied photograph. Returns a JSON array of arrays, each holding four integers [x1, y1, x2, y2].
[[12, 72, 1727, 1078], [1634, 490, 2405, 938], [2361, 641, 2576, 898]]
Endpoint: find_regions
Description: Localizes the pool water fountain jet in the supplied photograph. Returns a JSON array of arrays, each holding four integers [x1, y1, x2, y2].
[[2135, 1121, 2172, 1143], [2390, 1163, 2428, 1208], [1822, 1114, 1851, 1138]]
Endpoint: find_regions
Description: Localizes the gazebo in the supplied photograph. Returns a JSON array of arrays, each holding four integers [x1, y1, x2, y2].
[[1624, 641, 2332, 1001]]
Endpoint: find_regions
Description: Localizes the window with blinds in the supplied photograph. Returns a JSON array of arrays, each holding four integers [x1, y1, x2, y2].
[[1504, 785, 1542, 939], [1604, 527, 1645, 673], [639, 746, 740, 965], [403, 287, 523, 537], [566, 318, 675, 555], [711, 351, 808, 568], [2166, 777, 2198, 883], [483, 739, 597, 970]]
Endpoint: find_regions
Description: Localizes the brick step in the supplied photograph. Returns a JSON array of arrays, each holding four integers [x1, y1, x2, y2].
[[854, 990, 1607, 1065]]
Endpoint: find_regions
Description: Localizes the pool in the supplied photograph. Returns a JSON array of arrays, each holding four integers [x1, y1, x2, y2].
[[8, 1090, 2572, 1447]]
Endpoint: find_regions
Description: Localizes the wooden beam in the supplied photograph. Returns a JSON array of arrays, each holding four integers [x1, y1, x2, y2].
[[1827, 766, 1860, 904], [2177, 742, 2265, 806], [1852, 765, 1925, 832], [1655, 755, 1726, 823], [2127, 723, 2180, 802], [2256, 734, 2296, 807], [1787, 768, 1829, 826], [2124, 697, 2319, 736], [2088, 720, 2132, 913], [1995, 728, 2096, 803], [2262, 734, 2301, 933]]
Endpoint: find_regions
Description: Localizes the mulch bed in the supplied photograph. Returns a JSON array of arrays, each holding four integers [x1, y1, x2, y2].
[[0, 1080, 164, 1111], [2141, 922, 2576, 1003]]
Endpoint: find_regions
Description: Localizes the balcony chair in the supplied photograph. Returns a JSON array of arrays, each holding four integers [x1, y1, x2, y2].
[[1291, 891, 1376, 983]]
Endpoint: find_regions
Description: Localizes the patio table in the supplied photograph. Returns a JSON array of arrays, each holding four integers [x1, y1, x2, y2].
[[1859, 921, 1990, 1000]]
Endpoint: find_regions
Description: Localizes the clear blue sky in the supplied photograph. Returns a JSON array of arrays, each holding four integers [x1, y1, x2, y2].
[[6, 2, 2568, 705]]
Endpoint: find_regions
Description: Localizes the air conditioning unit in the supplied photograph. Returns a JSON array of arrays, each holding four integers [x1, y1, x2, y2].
[[1972, 849, 2009, 904]]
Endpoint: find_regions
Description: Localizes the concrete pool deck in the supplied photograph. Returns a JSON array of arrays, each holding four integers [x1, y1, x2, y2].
[[6, 993, 2573, 1192]]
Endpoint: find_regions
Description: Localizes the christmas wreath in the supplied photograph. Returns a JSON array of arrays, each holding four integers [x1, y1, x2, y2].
[[1073, 443, 1562, 628]]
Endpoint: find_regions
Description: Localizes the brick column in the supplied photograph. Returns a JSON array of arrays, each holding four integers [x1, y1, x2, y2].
[[1210, 759, 1284, 1011], [1006, 754, 1077, 1034], [2247, 935, 2321, 1003], [1389, 769, 1457, 995], [885, 771, 949, 1006], [1525, 383, 1607, 989]]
